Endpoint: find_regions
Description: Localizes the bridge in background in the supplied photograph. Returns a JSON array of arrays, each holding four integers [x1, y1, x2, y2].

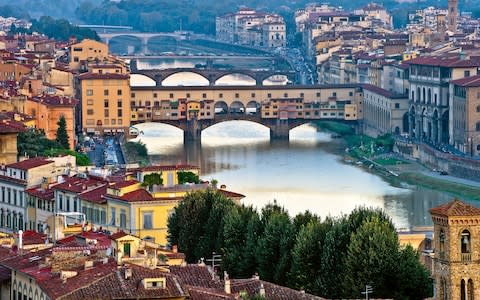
[[98, 32, 191, 54], [131, 68, 298, 86], [121, 55, 275, 60], [78, 25, 134, 31]]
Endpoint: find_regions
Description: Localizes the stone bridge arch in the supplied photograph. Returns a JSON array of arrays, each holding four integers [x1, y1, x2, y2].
[[160, 71, 210, 86], [108, 35, 143, 54], [214, 72, 257, 86]]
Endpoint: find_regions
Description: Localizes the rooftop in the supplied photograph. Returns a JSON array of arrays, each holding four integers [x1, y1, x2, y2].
[[7, 157, 53, 170], [406, 54, 480, 68], [451, 74, 480, 87], [430, 199, 480, 217], [77, 72, 130, 80], [362, 84, 408, 99], [29, 95, 78, 107]]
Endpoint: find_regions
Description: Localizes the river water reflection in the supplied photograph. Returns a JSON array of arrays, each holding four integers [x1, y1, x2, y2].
[[131, 122, 462, 230]]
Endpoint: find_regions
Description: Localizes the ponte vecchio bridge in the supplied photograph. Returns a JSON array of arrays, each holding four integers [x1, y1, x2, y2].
[[128, 85, 362, 141]]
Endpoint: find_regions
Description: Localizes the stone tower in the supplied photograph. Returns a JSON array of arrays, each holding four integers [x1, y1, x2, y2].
[[430, 200, 480, 300], [448, 0, 458, 32]]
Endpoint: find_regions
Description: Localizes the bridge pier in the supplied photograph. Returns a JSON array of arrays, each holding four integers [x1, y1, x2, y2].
[[141, 37, 149, 55], [269, 119, 290, 140], [184, 119, 202, 142]]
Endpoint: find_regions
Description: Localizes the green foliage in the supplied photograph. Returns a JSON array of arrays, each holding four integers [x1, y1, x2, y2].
[[43, 148, 91, 166], [125, 141, 148, 165], [168, 195, 433, 299], [18, 128, 90, 166], [18, 128, 61, 158], [141, 173, 163, 189], [55, 115, 70, 149], [167, 189, 235, 263], [10, 16, 99, 41], [256, 209, 294, 285], [177, 171, 200, 184]]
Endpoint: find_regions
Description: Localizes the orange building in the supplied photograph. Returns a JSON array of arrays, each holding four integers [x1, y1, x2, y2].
[[24, 95, 78, 149], [0, 61, 34, 82]]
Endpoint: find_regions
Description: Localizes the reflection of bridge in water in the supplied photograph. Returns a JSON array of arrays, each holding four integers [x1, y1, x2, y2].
[[129, 85, 362, 141]]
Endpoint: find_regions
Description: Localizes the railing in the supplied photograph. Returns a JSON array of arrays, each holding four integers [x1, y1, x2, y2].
[[461, 253, 472, 262]]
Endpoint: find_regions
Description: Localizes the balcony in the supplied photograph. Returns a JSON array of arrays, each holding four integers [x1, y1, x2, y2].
[[461, 253, 472, 262]]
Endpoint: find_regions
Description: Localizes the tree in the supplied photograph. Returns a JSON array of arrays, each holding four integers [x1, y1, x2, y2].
[[345, 216, 400, 298], [177, 171, 200, 184], [167, 189, 235, 263], [56, 115, 70, 149], [223, 205, 259, 278], [142, 173, 163, 190], [396, 245, 433, 299], [256, 209, 294, 285], [289, 218, 331, 293], [18, 128, 61, 158]]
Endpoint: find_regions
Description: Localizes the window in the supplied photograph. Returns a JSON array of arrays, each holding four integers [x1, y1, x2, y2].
[[316, 92, 321, 97], [87, 99, 93, 105], [110, 208, 116, 226], [476, 122, 480, 131], [284, 93, 288, 97], [300, 93, 304, 97], [349, 92, 353, 96], [186, 93, 190, 98], [169, 93, 174, 98], [117, 100, 122, 108], [117, 89, 122, 96], [120, 209, 126, 228], [219, 93, 223, 98], [202, 93, 207, 98], [153, 93, 157, 98], [395, 103, 400, 109], [131, 93, 135, 98], [118, 109, 123, 117], [111, 119, 116, 125], [86, 89, 93, 96], [461, 230, 471, 258], [332, 92, 337, 97], [251, 93, 256, 98], [58, 194, 63, 210], [439, 229, 445, 255], [143, 212, 152, 229], [235, 93, 239, 98], [87, 109, 94, 115], [465, 70, 471, 77], [145, 101, 151, 107], [104, 109, 109, 117], [104, 89, 109, 96], [104, 100, 109, 108], [267, 93, 272, 98]]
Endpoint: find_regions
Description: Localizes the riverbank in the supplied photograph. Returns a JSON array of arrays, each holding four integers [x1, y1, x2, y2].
[[316, 121, 480, 201]]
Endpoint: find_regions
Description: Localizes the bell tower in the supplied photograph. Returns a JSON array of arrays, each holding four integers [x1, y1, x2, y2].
[[448, 0, 458, 32], [430, 199, 480, 300]]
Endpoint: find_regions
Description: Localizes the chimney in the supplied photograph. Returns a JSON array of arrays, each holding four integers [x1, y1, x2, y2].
[[172, 245, 178, 253], [124, 267, 132, 280], [18, 230, 23, 252], [259, 283, 265, 297], [224, 272, 231, 294]]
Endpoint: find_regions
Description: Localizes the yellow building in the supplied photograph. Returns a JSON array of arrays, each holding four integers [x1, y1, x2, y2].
[[77, 72, 131, 135], [69, 39, 109, 70], [0, 118, 25, 164], [128, 165, 200, 187]]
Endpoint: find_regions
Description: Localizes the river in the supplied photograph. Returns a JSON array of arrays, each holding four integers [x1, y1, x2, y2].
[[130, 121, 461, 230]]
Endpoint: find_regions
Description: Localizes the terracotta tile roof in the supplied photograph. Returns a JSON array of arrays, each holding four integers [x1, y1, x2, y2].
[[231, 279, 324, 299], [109, 231, 129, 240], [405, 54, 480, 67], [451, 75, 480, 87], [77, 72, 130, 80], [108, 189, 154, 202], [78, 184, 108, 204], [429, 199, 480, 217], [53, 176, 106, 193], [217, 189, 246, 199], [61, 264, 187, 300], [16, 230, 48, 245], [0, 119, 26, 133], [0, 174, 26, 185], [111, 180, 139, 189], [128, 165, 200, 172], [26, 186, 55, 201], [187, 286, 236, 300], [29, 95, 78, 107], [362, 84, 408, 99], [7, 157, 53, 170], [169, 265, 223, 289]]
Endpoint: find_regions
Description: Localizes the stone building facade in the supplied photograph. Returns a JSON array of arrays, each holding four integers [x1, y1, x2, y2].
[[430, 199, 480, 299]]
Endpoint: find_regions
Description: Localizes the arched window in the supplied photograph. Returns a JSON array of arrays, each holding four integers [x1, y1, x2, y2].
[[461, 230, 472, 262], [428, 88, 432, 104], [417, 87, 421, 101], [461, 279, 466, 300], [439, 278, 447, 300], [468, 279, 474, 300], [423, 87, 426, 102], [439, 229, 445, 254]]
